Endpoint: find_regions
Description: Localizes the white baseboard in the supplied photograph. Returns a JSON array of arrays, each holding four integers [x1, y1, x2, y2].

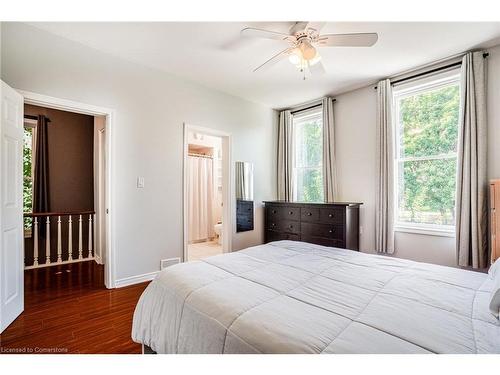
[[115, 271, 159, 288]]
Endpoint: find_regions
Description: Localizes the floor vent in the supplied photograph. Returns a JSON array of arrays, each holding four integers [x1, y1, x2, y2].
[[160, 257, 181, 270]]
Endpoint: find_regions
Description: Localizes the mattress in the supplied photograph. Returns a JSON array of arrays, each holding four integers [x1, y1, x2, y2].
[[131, 240, 500, 354]]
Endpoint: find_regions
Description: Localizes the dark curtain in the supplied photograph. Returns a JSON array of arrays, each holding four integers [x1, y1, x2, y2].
[[33, 115, 50, 236]]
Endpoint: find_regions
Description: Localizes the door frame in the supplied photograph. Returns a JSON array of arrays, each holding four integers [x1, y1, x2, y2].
[[18, 89, 117, 288], [183, 123, 232, 262], [95, 126, 106, 265]]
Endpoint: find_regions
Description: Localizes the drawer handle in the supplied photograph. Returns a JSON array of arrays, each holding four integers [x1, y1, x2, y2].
[[271, 223, 276, 227], [289, 225, 294, 229], [328, 213, 334, 218], [272, 210, 277, 214], [307, 212, 312, 216], [247, 208, 251, 211], [329, 229, 334, 234], [289, 211, 294, 215]]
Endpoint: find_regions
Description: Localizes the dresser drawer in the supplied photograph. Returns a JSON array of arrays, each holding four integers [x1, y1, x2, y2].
[[266, 230, 300, 243], [237, 217, 253, 232], [282, 206, 300, 220], [300, 207, 320, 222], [301, 222, 343, 240], [267, 218, 300, 232], [318, 207, 344, 224], [301, 235, 345, 248], [267, 205, 300, 221], [237, 200, 253, 213], [267, 205, 283, 220], [281, 220, 300, 234]]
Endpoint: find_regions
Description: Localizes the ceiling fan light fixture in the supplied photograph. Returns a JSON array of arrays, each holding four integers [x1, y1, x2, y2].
[[309, 51, 322, 66], [299, 40, 317, 60], [288, 48, 302, 65]]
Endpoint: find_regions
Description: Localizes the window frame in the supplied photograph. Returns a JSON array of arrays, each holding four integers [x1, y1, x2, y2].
[[292, 107, 324, 203], [23, 119, 37, 238], [392, 69, 461, 237]]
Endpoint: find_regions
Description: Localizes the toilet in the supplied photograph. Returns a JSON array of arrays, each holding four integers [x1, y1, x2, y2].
[[214, 223, 222, 245]]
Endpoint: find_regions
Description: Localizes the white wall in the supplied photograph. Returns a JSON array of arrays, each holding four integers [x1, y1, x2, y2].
[[0, 23, 277, 282], [335, 44, 500, 266]]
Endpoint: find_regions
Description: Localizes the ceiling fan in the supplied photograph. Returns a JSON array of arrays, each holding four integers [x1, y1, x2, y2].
[[241, 22, 378, 78]]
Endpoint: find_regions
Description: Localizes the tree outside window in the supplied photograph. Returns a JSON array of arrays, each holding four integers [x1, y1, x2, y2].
[[293, 110, 324, 203], [394, 72, 460, 231], [23, 125, 35, 232]]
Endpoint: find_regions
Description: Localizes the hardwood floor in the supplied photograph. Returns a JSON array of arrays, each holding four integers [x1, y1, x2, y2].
[[0, 261, 148, 354]]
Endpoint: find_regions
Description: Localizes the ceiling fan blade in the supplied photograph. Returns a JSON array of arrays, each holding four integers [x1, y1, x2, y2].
[[309, 60, 326, 75], [289, 22, 309, 35], [290, 22, 326, 35], [317, 33, 378, 47], [305, 22, 326, 34], [241, 27, 293, 42], [253, 47, 294, 72]]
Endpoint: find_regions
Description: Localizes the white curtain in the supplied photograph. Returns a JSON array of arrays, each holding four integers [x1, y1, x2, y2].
[[235, 162, 253, 200], [235, 162, 245, 200], [456, 51, 488, 269], [188, 156, 214, 242], [375, 79, 395, 254], [322, 97, 338, 202], [277, 110, 294, 201]]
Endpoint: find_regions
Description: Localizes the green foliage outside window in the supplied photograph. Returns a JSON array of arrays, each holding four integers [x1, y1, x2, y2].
[[295, 114, 324, 203], [398, 84, 460, 226], [23, 127, 33, 230]]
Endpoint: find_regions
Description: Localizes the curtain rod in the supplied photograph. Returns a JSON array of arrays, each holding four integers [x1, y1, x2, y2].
[[188, 152, 213, 159], [290, 99, 336, 115], [374, 52, 489, 90]]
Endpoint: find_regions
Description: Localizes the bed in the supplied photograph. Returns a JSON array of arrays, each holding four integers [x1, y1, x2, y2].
[[131, 240, 500, 354]]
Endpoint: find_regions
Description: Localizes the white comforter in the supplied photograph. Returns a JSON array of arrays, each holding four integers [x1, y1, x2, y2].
[[131, 241, 500, 354]]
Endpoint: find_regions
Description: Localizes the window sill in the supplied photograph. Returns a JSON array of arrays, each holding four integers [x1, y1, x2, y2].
[[394, 225, 455, 238]]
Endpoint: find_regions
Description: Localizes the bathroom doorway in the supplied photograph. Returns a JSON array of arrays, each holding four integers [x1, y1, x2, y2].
[[183, 124, 231, 262]]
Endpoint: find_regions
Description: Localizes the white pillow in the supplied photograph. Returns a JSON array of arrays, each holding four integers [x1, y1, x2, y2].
[[489, 258, 500, 279], [490, 260, 500, 318]]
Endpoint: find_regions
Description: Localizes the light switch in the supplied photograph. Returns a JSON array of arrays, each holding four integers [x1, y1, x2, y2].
[[137, 177, 145, 188]]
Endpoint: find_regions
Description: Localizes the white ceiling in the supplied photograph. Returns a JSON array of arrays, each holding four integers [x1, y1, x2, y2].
[[28, 22, 500, 109]]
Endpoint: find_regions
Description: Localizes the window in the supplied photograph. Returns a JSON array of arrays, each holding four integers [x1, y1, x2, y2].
[[293, 108, 324, 202], [23, 121, 36, 234], [393, 71, 461, 235]]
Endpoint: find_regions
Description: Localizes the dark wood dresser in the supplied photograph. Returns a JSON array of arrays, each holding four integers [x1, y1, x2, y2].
[[264, 201, 362, 251], [236, 199, 254, 232]]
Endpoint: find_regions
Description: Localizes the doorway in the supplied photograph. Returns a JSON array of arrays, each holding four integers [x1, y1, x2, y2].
[[183, 124, 231, 262], [0, 85, 116, 335], [20, 90, 115, 289]]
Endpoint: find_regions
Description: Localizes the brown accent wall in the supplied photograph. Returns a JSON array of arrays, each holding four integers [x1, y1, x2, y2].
[[25, 104, 94, 212], [24, 105, 94, 265]]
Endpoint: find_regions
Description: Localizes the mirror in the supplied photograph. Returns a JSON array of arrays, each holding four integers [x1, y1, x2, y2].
[[235, 161, 254, 232]]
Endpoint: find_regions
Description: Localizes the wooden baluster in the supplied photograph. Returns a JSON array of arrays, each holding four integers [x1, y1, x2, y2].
[[57, 216, 62, 263], [45, 217, 51, 265], [68, 215, 73, 261], [33, 217, 39, 266], [78, 215, 83, 260], [88, 214, 93, 258]]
